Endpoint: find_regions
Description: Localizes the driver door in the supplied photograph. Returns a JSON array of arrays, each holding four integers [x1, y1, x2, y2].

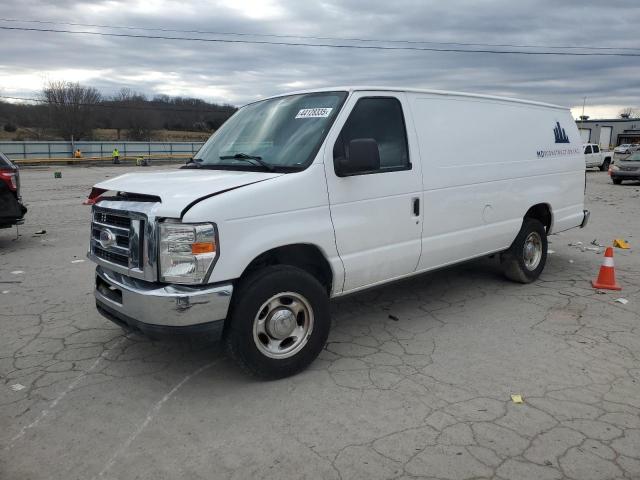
[[323, 92, 423, 293]]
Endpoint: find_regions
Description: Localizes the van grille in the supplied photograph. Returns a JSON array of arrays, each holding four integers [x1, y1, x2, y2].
[[95, 211, 131, 228], [90, 207, 143, 270], [94, 246, 129, 267]]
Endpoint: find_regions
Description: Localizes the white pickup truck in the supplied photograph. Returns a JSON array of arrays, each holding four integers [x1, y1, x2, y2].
[[583, 143, 612, 171], [86, 87, 588, 378]]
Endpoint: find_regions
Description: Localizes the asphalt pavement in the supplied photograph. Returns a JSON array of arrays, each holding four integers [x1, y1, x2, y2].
[[1, 166, 639, 480]]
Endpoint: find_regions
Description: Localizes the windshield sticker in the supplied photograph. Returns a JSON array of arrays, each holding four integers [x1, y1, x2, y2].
[[295, 108, 333, 119]]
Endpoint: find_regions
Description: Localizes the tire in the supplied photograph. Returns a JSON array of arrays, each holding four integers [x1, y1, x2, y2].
[[225, 265, 330, 379], [600, 159, 611, 171], [612, 178, 622, 185], [501, 218, 548, 284]]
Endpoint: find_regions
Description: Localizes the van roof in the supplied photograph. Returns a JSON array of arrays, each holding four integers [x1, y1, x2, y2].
[[265, 86, 568, 111]]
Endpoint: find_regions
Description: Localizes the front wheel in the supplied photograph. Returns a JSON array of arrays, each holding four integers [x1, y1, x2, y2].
[[225, 265, 330, 379], [600, 159, 611, 171], [612, 178, 623, 185], [501, 218, 548, 283]]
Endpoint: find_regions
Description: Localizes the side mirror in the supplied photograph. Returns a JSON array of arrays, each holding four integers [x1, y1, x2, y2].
[[335, 138, 380, 177]]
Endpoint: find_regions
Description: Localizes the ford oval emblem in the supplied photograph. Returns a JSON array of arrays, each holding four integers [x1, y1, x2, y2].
[[99, 229, 117, 248]]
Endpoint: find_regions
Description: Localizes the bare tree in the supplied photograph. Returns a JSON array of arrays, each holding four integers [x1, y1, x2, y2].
[[41, 81, 102, 140], [108, 88, 154, 140], [619, 107, 635, 119]]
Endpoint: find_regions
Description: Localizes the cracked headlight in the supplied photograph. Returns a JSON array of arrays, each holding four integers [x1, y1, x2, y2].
[[159, 221, 218, 284]]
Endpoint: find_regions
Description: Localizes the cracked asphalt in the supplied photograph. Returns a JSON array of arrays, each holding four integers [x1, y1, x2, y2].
[[1, 165, 639, 480]]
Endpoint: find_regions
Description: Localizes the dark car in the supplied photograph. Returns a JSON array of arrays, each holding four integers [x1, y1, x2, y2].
[[610, 152, 640, 185], [0, 152, 27, 228]]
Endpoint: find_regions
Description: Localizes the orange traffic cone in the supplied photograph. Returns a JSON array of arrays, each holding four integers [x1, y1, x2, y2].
[[592, 247, 622, 290]]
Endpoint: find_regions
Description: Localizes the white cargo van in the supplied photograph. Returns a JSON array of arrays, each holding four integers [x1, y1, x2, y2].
[[86, 87, 588, 378]]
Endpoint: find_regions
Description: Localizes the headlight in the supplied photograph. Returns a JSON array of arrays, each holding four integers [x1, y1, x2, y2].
[[610, 164, 620, 171], [159, 221, 218, 284]]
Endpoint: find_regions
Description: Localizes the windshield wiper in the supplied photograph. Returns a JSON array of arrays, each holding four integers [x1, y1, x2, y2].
[[181, 158, 202, 169], [219, 153, 275, 172]]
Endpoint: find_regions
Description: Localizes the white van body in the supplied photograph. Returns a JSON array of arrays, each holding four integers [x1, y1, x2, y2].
[[88, 87, 588, 377]]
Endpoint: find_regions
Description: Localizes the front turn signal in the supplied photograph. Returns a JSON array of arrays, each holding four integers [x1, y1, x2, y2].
[[191, 242, 216, 254]]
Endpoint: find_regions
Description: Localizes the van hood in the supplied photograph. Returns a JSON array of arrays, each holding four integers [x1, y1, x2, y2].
[[94, 169, 283, 217]]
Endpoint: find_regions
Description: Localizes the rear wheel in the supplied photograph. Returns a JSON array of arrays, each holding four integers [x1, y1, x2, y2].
[[612, 178, 622, 185], [600, 159, 611, 171], [501, 218, 547, 283], [225, 265, 330, 379]]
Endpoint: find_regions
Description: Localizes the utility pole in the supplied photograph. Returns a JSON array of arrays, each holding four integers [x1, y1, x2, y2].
[[580, 96, 587, 143]]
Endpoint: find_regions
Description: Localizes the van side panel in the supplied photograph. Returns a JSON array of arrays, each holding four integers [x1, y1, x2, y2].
[[408, 94, 584, 271]]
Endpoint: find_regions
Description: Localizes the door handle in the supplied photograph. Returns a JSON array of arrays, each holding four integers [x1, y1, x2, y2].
[[412, 197, 420, 216]]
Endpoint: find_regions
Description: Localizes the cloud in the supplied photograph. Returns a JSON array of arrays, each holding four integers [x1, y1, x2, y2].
[[0, 0, 638, 118]]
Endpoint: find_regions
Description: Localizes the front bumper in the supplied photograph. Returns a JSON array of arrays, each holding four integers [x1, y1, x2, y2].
[[94, 266, 232, 338]]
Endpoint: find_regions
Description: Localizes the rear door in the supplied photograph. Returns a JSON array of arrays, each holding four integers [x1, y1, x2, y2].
[[584, 145, 595, 167], [592, 144, 602, 166], [323, 92, 423, 292]]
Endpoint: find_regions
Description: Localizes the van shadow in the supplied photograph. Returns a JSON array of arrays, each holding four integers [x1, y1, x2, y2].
[[106, 256, 506, 383]]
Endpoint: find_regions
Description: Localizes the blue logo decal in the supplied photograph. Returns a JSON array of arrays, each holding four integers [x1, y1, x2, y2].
[[553, 122, 569, 143]]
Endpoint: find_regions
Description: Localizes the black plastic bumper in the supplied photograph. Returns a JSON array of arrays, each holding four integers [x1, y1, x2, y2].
[[96, 300, 225, 340]]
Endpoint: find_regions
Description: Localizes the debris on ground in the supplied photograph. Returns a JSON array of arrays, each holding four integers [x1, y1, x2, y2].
[[548, 249, 555, 254], [613, 239, 630, 249], [1, 290, 9, 294], [614, 298, 629, 305], [10, 384, 26, 391], [568, 240, 602, 253], [10, 270, 24, 275], [511, 394, 524, 404], [71, 259, 85, 264], [388, 314, 400, 321], [33, 229, 47, 235]]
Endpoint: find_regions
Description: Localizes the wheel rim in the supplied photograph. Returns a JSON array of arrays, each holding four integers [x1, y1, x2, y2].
[[523, 231, 543, 271], [252, 292, 314, 359]]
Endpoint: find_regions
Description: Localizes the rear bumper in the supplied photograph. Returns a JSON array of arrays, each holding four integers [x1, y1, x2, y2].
[[611, 171, 640, 180], [0, 192, 27, 227], [580, 210, 590, 229], [94, 266, 232, 338]]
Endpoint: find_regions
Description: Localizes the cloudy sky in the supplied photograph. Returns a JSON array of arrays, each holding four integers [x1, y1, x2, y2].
[[1, 0, 639, 118]]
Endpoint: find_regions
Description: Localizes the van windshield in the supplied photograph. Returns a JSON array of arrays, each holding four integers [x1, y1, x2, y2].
[[192, 91, 347, 172]]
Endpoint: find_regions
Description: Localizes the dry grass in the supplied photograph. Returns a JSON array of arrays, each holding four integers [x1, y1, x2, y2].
[[0, 128, 212, 142], [92, 129, 211, 142]]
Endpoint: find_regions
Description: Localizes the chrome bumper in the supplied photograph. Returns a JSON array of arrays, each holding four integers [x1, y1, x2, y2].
[[94, 266, 233, 329], [580, 209, 590, 228]]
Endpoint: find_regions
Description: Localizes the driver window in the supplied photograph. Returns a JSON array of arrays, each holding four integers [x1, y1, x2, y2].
[[584, 145, 593, 154], [334, 97, 410, 174]]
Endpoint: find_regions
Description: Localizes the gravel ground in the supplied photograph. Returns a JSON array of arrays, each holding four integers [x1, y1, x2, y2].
[[1, 166, 639, 480]]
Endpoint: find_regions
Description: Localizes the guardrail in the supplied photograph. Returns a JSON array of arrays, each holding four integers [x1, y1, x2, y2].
[[14, 153, 192, 166], [0, 140, 205, 161]]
